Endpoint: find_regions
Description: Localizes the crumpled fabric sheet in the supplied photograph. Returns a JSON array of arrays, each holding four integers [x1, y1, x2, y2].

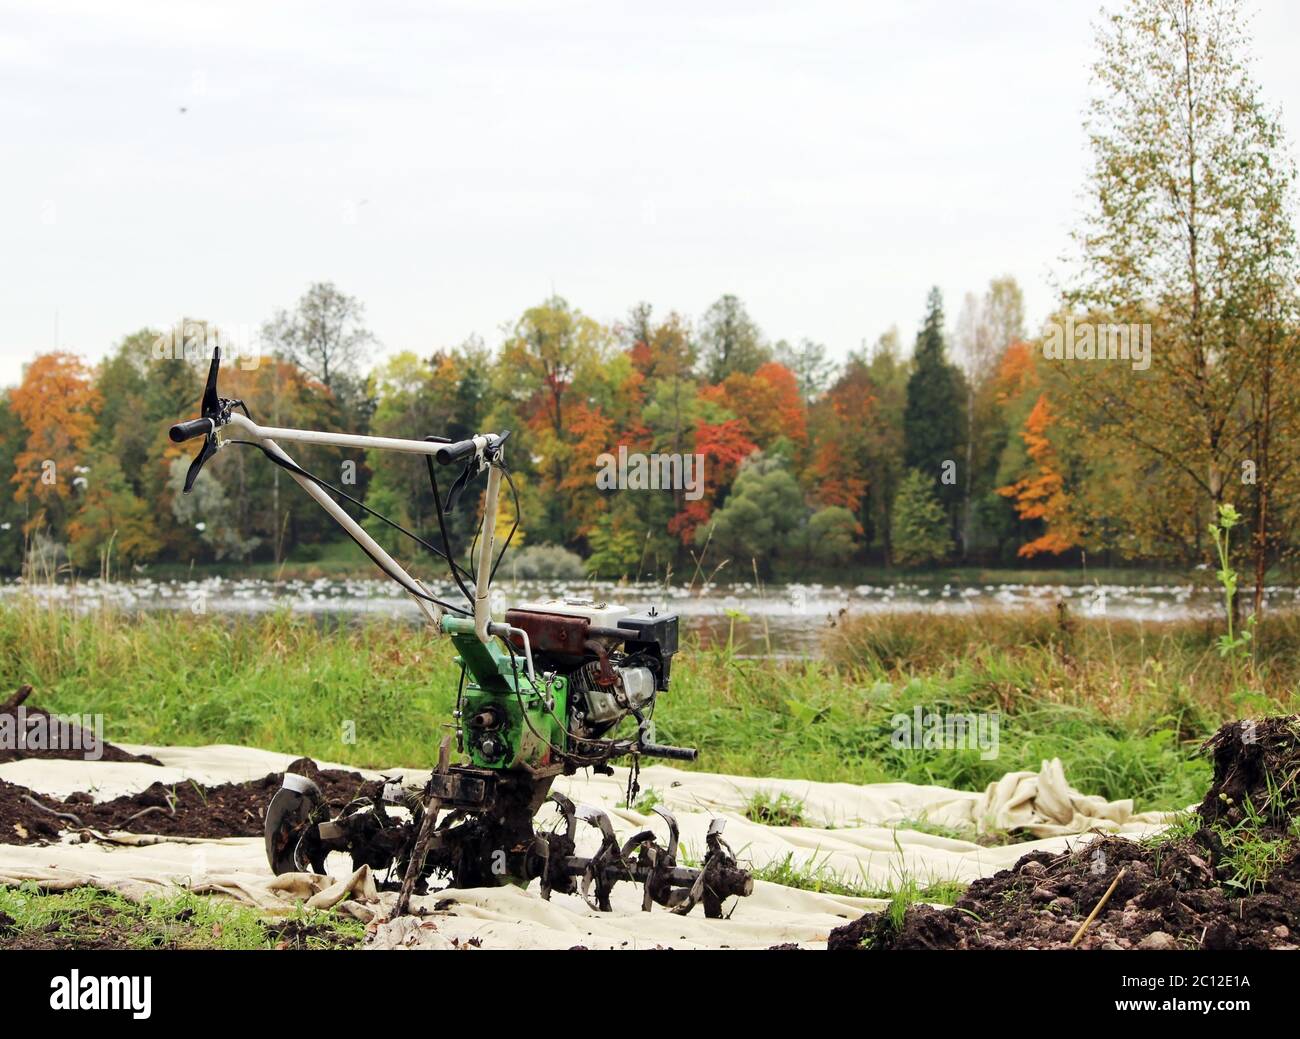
[[0, 742, 1177, 949]]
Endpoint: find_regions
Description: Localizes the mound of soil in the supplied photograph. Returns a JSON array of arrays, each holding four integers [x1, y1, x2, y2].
[[831, 716, 1300, 951], [1197, 716, 1300, 826], [0, 686, 162, 766], [2, 758, 382, 845]]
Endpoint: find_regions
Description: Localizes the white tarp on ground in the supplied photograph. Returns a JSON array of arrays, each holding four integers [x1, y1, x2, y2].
[[0, 743, 1174, 949]]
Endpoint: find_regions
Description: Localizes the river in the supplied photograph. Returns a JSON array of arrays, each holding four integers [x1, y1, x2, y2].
[[5, 576, 1297, 658]]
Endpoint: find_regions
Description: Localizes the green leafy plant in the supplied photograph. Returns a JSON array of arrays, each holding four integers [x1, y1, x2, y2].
[[1208, 503, 1255, 659]]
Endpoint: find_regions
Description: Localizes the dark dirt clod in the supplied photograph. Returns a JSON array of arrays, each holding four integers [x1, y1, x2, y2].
[[266, 917, 363, 950], [831, 715, 1300, 951], [2, 764, 383, 845], [1, 692, 384, 845]]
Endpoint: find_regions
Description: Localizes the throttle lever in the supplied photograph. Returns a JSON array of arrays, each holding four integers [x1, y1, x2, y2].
[[174, 347, 226, 494]]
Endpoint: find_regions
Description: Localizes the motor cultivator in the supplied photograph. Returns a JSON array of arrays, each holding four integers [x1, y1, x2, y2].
[[169, 349, 752, 917]]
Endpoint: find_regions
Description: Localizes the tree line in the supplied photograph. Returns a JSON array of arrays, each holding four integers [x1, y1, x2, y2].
[[0, 280, 1032, 581]]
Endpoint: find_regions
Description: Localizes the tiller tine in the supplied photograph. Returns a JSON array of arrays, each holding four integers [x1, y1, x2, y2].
[[538, 799, 754, 918], [575, 805, 631, 911], [264, 773, 327, 875], [539, 792, 579, 901], [652, 806, 681, 861]]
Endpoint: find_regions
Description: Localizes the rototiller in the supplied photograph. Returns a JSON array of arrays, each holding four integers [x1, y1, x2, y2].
[[169, 349, 752, 916]]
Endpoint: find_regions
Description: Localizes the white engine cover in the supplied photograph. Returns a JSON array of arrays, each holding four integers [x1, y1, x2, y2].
[[512, 597, 630, 627]]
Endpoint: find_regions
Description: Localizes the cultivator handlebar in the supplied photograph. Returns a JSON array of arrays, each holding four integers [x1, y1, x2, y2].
[[433, 432, 508, 467]]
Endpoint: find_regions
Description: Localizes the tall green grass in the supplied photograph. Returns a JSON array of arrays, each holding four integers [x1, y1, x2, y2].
[[3, 600, 1293, 810]]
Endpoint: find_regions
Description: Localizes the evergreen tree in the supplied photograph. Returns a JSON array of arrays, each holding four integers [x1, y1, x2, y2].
[[805, 505, 861, 565], [903, 288, 966, 531], [890, 468, 953, 567], [696, 454, 803, 574]]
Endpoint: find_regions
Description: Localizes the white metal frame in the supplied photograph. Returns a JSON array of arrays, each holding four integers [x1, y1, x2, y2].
[[222, 413, 501, 638]]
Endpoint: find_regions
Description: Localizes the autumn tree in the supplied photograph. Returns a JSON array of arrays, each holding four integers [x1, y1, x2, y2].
[[996, 395, 1077, 557], [954, 277, 1027, 554], [1064, 0, 1300, 611], [807, 355, 876, 527], [859, 330, 910, 563], [698, 295, 769, 382], [699, 362, 808, 455], [774, 338, 836, 402], [262, 282, 375, 414], [668, 414, 756, 546], [364, 347, 492, 560], [496, 297, 611, 547], [9, 353, 102, 538]]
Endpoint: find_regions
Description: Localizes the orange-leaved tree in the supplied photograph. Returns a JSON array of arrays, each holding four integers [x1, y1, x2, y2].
[[667, 416, 756, 546], [807, 357, 877, 514], [10, 352, 102, 536], [698, 362, 808, 454], [996, 393, 1075, 557]]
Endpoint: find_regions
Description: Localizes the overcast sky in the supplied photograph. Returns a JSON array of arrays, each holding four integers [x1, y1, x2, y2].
[[3, 0, 1300, 389]]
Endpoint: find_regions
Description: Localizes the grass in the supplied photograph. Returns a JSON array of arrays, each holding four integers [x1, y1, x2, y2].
[[741, 850, 966, 906], [0, 882, 365, 950], [743, 791, 807, 827], [1143, 799, 1300, 900], [3, 598, 1296, 815], [892, 816, 1036, 847], [1216, 824, 1291, 896], [618, 787, 663, 812]]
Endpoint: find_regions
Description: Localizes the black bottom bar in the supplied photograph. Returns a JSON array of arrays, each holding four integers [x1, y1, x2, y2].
[[1, 949, 1289, 1025]]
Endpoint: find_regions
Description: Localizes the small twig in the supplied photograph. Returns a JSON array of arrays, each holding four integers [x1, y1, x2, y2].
[[1070, 867, 1127, 948], [121, 805, 170, 826], [20, 794, 84, 828]]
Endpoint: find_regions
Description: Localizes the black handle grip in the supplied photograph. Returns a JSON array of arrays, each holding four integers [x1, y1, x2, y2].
[[435, 438, 478, 465], [169, 417, 214, 443], [638, 742, 699, 762]]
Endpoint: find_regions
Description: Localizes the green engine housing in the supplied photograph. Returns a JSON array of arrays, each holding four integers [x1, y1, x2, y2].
[[442, 616, 569, 771]]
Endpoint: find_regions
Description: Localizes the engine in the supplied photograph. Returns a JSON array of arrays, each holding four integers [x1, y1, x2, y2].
[[503, 598, 678, 741]]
